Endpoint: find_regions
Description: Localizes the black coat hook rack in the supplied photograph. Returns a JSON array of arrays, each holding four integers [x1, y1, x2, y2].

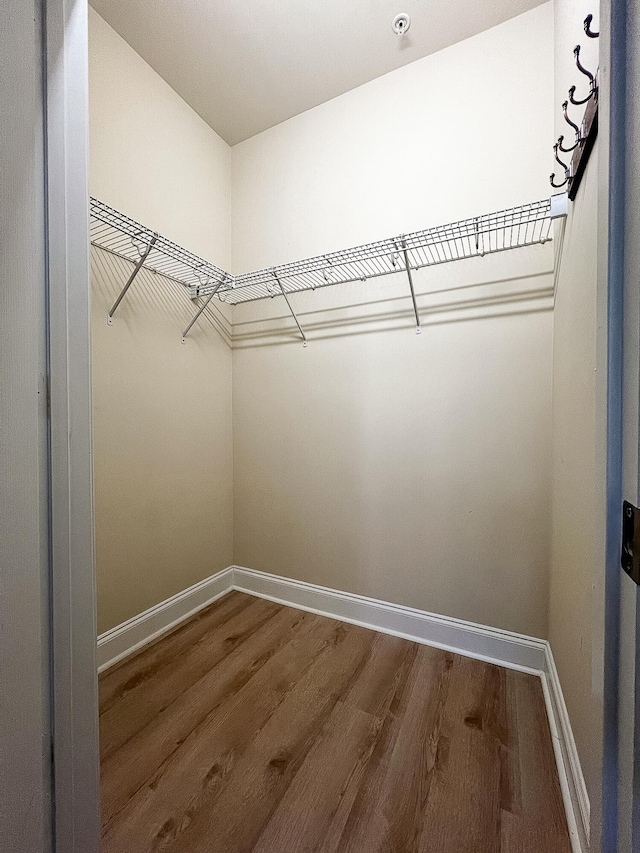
[[550, 15, 599, 202]]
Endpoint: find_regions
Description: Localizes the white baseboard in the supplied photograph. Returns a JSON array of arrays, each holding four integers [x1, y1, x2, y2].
[[96, 567, 233, 672], [96, 564, 588, 850], [232, 566, 548, 674], [542, 646, 591, 852]]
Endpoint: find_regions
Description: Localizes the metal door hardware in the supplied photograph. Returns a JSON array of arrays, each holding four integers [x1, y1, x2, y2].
[[622, 501, 640, 585]]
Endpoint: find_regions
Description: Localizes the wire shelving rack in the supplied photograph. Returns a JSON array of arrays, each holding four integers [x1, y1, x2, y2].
[[90, 195, 559, 341], [90, 198, 230, 293], [226, 199, 554, 304]]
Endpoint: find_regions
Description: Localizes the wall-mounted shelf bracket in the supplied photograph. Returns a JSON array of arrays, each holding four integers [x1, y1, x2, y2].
[[181, 278, 226, 343], [107, 235, 157, 325], [273, 272, 307, 347], [400, 239, 422, 334], [549, 192, 569, 219]]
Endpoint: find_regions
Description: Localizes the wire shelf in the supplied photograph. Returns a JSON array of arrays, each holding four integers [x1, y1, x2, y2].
[[223, 199, 553, 304], [89, 198, 231, 293], [90, 197, 553, 306]]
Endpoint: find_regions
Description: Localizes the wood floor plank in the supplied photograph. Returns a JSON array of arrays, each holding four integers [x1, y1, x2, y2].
[[101, 615, 362, 852], [99, 594, 573, 853], [334, 643, 454, 853], [100, 596, 281, 761], [101, 604, 318, 825], [500, 670, 571, 853], [158, 622, 376, 853], [417, 656, 504, 853], [252, 700, 379, 853], [99, 590, 250, 711], [249, 632, 414, 853]]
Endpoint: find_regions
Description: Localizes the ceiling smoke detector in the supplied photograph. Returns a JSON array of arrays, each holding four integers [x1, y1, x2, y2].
[[392, 13, 411, 35]]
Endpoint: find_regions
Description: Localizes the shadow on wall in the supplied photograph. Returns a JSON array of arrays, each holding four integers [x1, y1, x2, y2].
[[231, 242, 555, 348], [91, 248, 232, 347], [90, 238, 555, 352]]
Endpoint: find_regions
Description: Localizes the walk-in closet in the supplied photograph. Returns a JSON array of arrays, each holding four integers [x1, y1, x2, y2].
[[86, 1, 603, 850]]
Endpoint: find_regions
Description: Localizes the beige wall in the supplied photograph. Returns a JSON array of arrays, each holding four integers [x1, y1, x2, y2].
[[89, 7, 232, 266], [548, 0, 603, 838], [231, 6, 555, 638], [233, 250, 554, 637], [92, 251, 233, 634], [89, 10, 233, 632], [231, 3, 554, 271]]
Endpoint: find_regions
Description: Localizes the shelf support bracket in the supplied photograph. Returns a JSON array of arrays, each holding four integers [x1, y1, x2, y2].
[[181, 279, 225, 343], [400, 240, 422, 334], [274, 273, 308, 347], [107, 235, 157, 324]]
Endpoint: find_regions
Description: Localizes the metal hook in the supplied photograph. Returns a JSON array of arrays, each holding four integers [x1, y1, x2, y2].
[[574, 44, 595, 87], [130, 230, 148, 259], [322, 258, 334, 287], [550, 143, 571, 189], [553, 143, 570, 175], [558, 134, 580, 153], [584, 14, 599, 38], [562, 100, 581, 141], [569, 45, 596, 105], [193, 265, 209, 298], [266, 268, 279, 297], [568, 85, 593, 106]]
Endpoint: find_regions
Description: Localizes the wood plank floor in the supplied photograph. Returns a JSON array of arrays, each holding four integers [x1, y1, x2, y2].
[[99, 591, 572, 853]]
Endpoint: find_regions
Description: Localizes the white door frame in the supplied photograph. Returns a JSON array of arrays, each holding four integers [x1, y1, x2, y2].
[[598, 3, 622, 851], [1, 2, 99, 851], [1, 3, 53, 850], [45, 0, 101, 850], [605, 0, 640, 850]]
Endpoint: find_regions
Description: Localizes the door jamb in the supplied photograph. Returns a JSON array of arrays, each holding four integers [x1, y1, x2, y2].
[[44, 1, 101, 850]]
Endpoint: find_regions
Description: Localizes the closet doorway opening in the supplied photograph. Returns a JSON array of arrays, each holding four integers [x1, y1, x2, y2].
[[30, 0, 640, 851]]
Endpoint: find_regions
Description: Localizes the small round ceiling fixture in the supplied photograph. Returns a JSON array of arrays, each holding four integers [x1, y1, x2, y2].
[[392, 13, 411, 35]]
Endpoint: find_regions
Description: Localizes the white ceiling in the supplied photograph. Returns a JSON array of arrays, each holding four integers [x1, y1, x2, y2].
[[89, 0, 547, 146]]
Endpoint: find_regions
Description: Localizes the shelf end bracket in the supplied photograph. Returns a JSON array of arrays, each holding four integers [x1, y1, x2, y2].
[[181, 277, 226, 343], [107, 235, 157, 324], [274, 272, 308, 347], [400, 239, 422, 334]]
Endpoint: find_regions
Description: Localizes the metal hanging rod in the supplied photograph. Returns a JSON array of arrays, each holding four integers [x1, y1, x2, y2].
[[90, 197, 558, 325]]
